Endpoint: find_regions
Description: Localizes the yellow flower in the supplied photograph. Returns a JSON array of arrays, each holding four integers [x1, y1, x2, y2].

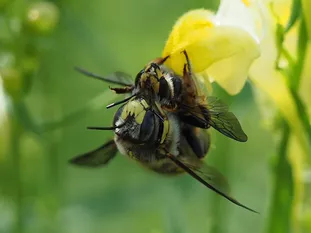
[[162, 0, 310, 153], [162, 3, 310, 226], [162, 0, 264, 95], [249, 0, 309, 154]]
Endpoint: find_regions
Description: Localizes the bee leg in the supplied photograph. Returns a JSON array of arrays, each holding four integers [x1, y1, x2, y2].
[[198, 130, 211, 156], [181, 53, 197, 104], [109, 86, 134, 94], [182, 125, 206, 158], [182, 50, 192, 74], [153, 55, 170, 65]]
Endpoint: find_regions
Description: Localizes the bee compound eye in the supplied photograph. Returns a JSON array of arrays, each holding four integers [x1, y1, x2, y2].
[[113, 105, 124, 125], [135, 69, 144, 87], [139, 110, 155, 143]]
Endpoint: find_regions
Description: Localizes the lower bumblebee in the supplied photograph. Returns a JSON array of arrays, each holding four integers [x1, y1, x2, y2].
[[70, 96, 257, 213]]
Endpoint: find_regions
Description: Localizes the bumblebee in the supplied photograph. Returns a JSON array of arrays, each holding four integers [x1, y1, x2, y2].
[[75, 51, 247, 143], [70, 96, 257, 213]]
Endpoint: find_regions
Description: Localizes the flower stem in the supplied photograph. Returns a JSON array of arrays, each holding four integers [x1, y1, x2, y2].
[[290, 89, 311, 143], [267, 120, 293, 233]]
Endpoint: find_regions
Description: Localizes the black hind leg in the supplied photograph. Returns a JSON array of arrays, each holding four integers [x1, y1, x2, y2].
[[182, 125, 206, 159]]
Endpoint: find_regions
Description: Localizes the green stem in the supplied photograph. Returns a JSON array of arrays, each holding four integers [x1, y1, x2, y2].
[[11, 117, 22, 233], [267, 121, 293, 233], [267, 7, 308, 233], [290, 89, 311, 142]]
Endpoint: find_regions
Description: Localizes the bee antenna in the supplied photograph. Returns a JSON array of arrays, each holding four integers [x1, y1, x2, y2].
[[87, 122, 127, 131], [150, 108, 164, 122], [74, 66, 132, 86], [139, 101, 164, 123], [106, 94, 136, 109]]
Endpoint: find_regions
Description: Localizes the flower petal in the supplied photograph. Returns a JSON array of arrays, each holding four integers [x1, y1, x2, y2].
[[216, 0, 265, 42], [162, 9, 215, 74], [163, 24, 260, 94], [250, 27, 310, 155], [203, 26, 260, 95], [162, 9, 260, 95]]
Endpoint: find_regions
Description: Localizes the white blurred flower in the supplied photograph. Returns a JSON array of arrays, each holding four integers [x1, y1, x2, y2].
[[0, 77, 8, 126]]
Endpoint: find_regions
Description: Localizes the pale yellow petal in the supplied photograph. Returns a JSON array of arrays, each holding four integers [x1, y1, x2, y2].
[[250, 30, 310, 154], [203, 26, 260, 95], [251, 72, 309, 154], [216, 0, 265, 42]]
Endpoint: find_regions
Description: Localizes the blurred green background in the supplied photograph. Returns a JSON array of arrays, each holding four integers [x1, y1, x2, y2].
[[0, 0, 310, 233]]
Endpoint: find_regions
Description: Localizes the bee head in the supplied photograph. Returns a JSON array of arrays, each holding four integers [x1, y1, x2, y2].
[[135, 63, 163, 94], [113, 98, 159, 145]]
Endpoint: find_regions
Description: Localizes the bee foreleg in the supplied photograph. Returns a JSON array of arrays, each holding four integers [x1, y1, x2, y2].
[[109, 86, 134, 94], [182, 50, 193, 75], [152, 55, 170, 66]]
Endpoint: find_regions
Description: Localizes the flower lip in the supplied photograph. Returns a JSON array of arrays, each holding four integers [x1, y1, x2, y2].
[[215, 0, 267, 43]]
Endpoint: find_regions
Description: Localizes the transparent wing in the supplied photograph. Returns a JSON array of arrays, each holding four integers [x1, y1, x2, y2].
[[167, 154, 258, 213], [206, 96, 248, 142], [179, 97, 248, 142], [182, 158, 230, 194], [69, 140, 118, 167], [75, 67, 134, 86]]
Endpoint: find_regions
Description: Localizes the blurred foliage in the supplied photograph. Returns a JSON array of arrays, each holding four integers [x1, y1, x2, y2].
[[0, 0, 310, 233]]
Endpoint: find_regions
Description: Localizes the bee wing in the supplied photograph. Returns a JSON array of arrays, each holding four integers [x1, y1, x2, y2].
[[205, 96, 247, 142], [167, 154, 258, 213], [75, 67, 134, 86], [69, 140, 118, 167], [179, 97, 247, 142]]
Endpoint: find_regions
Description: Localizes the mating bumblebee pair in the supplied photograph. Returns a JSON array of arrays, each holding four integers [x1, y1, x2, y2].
[[70, 51, 257, 213]]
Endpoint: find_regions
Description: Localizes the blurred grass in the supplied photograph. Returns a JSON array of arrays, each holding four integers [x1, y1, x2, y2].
[[0, 0, 310, 233]]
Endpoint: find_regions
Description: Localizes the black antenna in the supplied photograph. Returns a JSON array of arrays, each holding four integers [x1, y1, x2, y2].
[[150, 108, 164, 122], [137, 98, 165, 123], [74, 67, 133, 86], [87, 122, 126, 131], [106, 94, 136, 109]]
